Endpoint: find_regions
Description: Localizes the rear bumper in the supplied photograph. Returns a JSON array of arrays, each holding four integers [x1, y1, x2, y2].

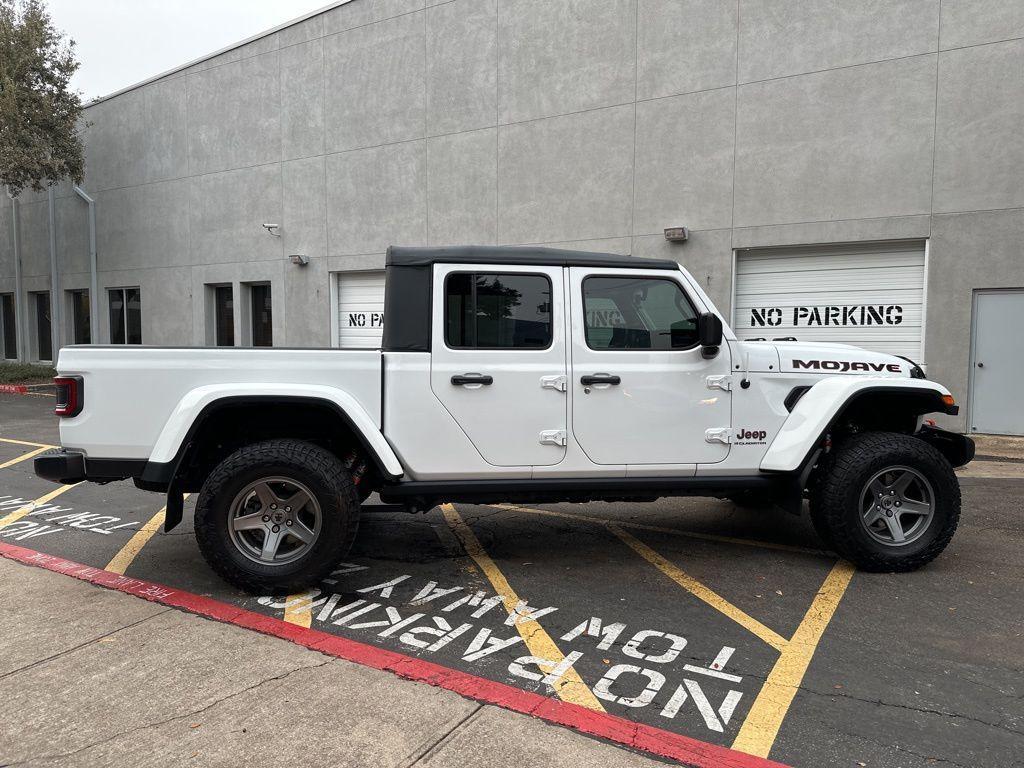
[[34, 450, 86, 484], [34, 450, 148, 485]]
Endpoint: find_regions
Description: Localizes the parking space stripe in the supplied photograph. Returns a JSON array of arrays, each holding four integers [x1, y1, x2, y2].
[[0, 446, 50, 469], [0, 484, 78, 530], [610, 524, 789, 652], [441, 503, 607, 713], [0, 437, 56, 449], [494, 504, 828, 557], [0, 541, 791, 768], [105, 495, 191, 575], [730, 560, 855, 758]]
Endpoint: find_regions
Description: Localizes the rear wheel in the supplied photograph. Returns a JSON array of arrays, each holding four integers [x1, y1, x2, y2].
[[814, 432, 959, 572], [194, 439, 360, 593]]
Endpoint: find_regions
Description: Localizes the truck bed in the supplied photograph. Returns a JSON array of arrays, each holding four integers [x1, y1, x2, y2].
[[55, 346, 383, 461]]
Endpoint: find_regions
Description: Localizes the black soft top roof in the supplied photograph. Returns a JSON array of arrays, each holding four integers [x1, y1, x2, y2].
[[386, 245, 677, 271]]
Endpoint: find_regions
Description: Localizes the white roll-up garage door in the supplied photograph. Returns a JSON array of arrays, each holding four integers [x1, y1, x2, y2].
[[334, 271, 386, 348], [733, 241, 926, 362]]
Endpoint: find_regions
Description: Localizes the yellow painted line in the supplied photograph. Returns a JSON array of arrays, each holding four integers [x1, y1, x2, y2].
[[0, 437, 57, 449], [0, 484, 79, 530], [494, 503, 827, 557], [0, 445, 50, 469], [609, 523, 789, 652], [731, 560, 855, 757], [442, 503, 605, 712], [283, 590, 317, 628], [105, 494, 190, 575]]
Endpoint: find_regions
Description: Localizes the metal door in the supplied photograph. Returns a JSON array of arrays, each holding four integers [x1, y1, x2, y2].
[[969, 290, 1024, 435], [430, 263, 567, 467]]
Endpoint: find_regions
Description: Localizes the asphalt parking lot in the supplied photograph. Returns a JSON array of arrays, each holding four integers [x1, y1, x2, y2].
[[1, 391, 1022, 767]]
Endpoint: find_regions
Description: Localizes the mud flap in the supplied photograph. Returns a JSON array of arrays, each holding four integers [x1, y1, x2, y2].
[[164, 486, 185, 532]]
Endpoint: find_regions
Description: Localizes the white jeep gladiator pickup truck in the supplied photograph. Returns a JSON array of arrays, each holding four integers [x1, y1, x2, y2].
[[36, 246, 974, 592]]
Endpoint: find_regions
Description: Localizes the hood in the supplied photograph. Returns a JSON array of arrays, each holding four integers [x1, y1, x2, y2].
[[771, 341, 915, 377]]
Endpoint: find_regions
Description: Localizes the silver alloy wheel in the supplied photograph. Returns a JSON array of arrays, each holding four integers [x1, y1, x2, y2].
[[859, 465, 935, 547], [227, 476, 322, 565]]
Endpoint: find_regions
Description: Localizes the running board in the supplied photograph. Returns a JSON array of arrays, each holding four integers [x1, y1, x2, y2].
[[379, 475, 792, 507]]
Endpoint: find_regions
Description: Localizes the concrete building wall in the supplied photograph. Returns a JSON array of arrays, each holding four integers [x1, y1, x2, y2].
[[2, 0, 1023, 432]]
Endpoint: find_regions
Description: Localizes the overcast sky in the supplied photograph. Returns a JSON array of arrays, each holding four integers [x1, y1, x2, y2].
[[47, 0, 339, 100]]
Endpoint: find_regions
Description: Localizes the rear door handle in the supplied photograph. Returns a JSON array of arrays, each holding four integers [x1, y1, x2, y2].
[[580, 374, 620, 386], [451, 373, 493, 386]]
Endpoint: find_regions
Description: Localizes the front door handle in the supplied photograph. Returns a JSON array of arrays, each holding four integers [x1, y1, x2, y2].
[[580, 374, 621, 386], [452, 373, 493, 386]]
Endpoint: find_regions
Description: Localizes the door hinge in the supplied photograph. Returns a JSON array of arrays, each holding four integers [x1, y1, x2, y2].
[[706, 375, 732, 391], [539, 429, 568, 447], [540, 374, 568, 392], [705, 427, 732, 444]]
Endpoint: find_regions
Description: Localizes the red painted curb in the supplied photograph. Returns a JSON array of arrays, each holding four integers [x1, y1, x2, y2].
[[0, 384, 29, 394], [0, 541, 790, 768]]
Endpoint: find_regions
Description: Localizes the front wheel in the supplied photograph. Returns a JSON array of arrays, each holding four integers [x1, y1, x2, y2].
[[194, 439, 360, 593], [814, 432, 960, 572]]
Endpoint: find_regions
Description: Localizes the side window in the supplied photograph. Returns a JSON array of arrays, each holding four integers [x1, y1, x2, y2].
[[583, 277, 698, 350], [445, 273, 552, 349]]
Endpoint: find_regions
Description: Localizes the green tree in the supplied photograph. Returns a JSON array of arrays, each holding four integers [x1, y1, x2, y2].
[[0, 0, 84, 196]]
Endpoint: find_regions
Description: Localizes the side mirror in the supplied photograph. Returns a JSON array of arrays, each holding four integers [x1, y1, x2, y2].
[[698, 312, 723, 359]]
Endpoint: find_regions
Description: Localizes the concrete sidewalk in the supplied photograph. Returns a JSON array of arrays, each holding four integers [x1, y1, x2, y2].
[[0, 557, 665, 768]]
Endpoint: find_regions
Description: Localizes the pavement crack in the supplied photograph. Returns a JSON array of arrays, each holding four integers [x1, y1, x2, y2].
[[402, 703, 484, 766], [0, 608, 173, 682], [799, 684, 1023, 736], [10, 659, 333, 766]]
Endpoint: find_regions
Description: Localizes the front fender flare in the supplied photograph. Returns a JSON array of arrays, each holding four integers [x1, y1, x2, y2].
[[760, 378, 956, 473], [147, 383, 405, 480]]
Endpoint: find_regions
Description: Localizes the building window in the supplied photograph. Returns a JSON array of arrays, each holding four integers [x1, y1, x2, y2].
[[32, 291, 52, 361], [1, 294, 16, 360], [213, 285, 234, 347], [109, 288, 142, 345], [582, 277, 698, 351], [250, 283, 272, 347], [445, 272, 552, 349], [69, 290, 91, 345]]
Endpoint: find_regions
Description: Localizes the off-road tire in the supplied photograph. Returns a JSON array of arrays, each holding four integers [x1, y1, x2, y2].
[[815, 432, 959, 572], [194, 439, 360, 593]]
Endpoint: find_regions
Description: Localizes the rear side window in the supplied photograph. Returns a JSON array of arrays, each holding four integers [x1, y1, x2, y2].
[[583, 276, 698, 350], [445, 273, 552, 349]]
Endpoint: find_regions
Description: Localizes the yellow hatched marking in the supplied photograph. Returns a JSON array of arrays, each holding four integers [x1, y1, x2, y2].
[[731, 560, 855, 757], [0, 446, 50, 469], [494, 503, 827, 556], [609, 523, 788, 652], [442, 503, 605, 712], [607, 518, 854, 758], [0, 437, 57, 449], [0, 484, 79, 530], [105, 495, 190, 575]]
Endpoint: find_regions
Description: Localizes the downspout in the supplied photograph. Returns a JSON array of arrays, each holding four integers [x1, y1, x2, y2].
[[47, 186, 61, 361], [73, 185, 98, 340], [8, 192, 26, 362]]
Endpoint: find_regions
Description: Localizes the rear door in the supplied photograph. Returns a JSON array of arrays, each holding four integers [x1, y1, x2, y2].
[[430, 264, 567, 467], [569, 267, 731, 465]]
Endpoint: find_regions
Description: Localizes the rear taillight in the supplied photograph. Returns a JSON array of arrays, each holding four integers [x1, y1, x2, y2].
[[54, 376, 84, 417]]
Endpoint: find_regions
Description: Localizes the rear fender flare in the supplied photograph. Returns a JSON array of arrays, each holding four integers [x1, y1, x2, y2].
[[760, 378, 956, 473], [148, 383, 404, 480]]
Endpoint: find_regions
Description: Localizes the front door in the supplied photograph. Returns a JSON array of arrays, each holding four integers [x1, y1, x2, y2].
[[569, 267, 732, 465], [430, 264, 567, 466], [969, 290, 1024, 436]]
